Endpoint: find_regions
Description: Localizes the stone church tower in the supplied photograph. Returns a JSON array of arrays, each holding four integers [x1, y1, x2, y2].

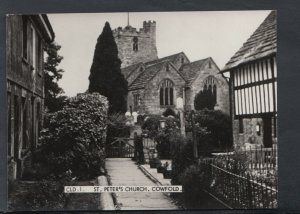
[[113, 21, 158, 68]]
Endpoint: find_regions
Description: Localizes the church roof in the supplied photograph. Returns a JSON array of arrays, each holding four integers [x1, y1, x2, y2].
[[145, 52, 186, 67], [128, 61, 166, 91], [222, 11, 276, 72], [179, 58, 211, 84], [121, 62, 144, 79]]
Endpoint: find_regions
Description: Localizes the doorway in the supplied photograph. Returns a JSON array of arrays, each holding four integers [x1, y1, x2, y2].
[[263, 116, 273, 148]]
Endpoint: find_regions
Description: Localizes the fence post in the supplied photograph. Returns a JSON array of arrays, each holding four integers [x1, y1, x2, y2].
[[246, 173, 253, 208]]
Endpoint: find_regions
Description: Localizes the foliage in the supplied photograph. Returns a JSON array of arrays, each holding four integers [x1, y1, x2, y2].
[[171, 138, 195, 185], [88, 22, 128, 114], [25, 172, 73, 210], [44, 42, 65, 112], [37, 93, 108, 180], [186, 109, 232, 153], [194, 89, 216, 110], [163, 108, 176, 117], [141, 114, 162, 138], [213, 151, 249, 175], [176, 164, 208, 204], [155, 117, 180, 158], [142, 115, 180, 159]]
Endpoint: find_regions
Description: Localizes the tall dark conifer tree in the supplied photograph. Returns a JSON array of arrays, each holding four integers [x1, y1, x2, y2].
[[88, 22, 128, 114]]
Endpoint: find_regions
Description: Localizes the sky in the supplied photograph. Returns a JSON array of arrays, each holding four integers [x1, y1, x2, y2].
[[48, 11, 270, 97]]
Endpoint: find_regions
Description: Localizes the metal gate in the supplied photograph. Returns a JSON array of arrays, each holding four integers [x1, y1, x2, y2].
[[106, 137, 135, 158]]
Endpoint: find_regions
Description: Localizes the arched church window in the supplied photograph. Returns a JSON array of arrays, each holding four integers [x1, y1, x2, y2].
[[133, 36, 138, 51], [160, 79, 174, 106], [204, 76, 217, 104], [181, 57, 185, 64]]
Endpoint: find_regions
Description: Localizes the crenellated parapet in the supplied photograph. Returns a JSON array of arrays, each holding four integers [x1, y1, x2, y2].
[[113, 20, 156, 38]]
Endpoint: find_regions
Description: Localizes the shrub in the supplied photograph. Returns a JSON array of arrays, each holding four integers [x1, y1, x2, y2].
[[156, 117, 180, 159], [141, 114, 161, 138], [36, 93, 108, 180], [194, 89, 216, 110], [163, 108, 176, 117], [171, 139, 195, 185], [24, 172, 73, 210], [185, 109, 232, 153], [177, 164, 207, 202]]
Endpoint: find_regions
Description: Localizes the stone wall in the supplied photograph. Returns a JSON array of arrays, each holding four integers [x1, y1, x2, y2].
[[114, 21, 158, 68], [129, 62, 186, 115], [232, 118, 263, 150], [185, 58, 230, 115]]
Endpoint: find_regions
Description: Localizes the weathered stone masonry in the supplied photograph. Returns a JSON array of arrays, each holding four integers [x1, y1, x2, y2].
[[114, 21, 230, 116]]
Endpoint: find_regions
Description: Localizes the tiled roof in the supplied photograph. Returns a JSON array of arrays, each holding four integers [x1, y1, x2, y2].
[[145, 52, 185, 67], [179, 58, 210, 84], [128, 61, 166, 90], [121, 62, 143, 79], [223, 11, 277, 71]]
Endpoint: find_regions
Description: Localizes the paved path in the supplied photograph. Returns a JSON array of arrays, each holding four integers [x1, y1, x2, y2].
[[106, 158, 179, 210]]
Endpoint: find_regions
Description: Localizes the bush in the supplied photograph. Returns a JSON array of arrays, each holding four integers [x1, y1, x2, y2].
[[177, 164, 208, 203], [36, 93, 108, 180], [163, 108, 176, 117], [185, 109, 232, 153], [171, 139, 195, 185], [155, 117, 180, 159], [141, 114, 162, 138]]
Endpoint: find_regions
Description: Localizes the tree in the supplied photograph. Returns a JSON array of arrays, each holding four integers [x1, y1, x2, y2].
[[44, 42, 66, 112], [194, 89, 216, 110], [88, 22, 128, 114]]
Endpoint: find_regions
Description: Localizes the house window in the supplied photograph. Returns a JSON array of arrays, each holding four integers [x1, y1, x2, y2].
[[166, 64, 169, 71], [30, 25, 37, 71], [133, 36, 138, 51], [37, 36, 42, 75], [239, 118, 244, 134], [133, 94, 140, 110], [208, 61, 212, 68], [160, 79, 174, 106], [7, 93, 12, 156], [22, 17, 28, 59], [14, 95, 20, 160], [22, 97, 28, 149]]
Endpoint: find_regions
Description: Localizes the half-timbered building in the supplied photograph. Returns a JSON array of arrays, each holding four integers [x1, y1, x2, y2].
[[222, 11, 277, 150], [6, 15, 55, 180]]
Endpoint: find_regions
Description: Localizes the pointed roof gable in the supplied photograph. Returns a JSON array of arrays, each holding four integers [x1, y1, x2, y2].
[[179, 57, 211, 84], [128, 61, 186, 91], [222, 11, 276, 72], [128, 61, 166, 90]]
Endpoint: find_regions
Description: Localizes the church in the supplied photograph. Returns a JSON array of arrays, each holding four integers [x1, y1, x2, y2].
[[113, 21, 229, 115]]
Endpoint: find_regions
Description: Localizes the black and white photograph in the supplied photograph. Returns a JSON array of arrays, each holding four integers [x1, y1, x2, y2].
[[6, 10, 277, 210]]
